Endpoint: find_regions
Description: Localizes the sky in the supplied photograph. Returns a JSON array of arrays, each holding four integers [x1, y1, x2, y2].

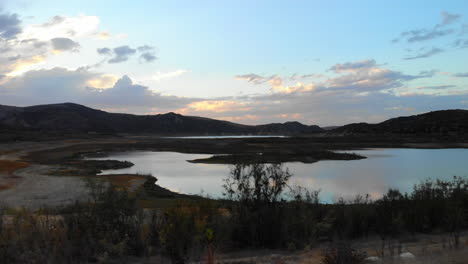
[[0, 0, 467, 126]]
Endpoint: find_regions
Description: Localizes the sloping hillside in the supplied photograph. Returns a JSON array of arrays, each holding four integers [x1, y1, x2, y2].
[[330, 110, 468, 136], [0, 103, 324, 135]]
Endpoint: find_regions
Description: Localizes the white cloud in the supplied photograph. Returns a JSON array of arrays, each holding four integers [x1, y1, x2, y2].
[[20, 14, 101, 41], [152, 70, 188, 82]]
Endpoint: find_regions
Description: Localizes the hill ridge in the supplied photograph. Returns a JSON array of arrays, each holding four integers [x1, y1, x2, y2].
[[0, 103, 323, 135]]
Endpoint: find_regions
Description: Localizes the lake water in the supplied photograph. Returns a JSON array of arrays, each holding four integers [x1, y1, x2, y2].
[[91, 149, 468, 202], [163, 135, 287, 139]]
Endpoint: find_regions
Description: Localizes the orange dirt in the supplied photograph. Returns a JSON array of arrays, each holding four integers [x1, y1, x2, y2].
[[0, 160, 30, 175], [0, 160, 29, 191], [0, 183, 14, 191], [97, 174, 146, 189]]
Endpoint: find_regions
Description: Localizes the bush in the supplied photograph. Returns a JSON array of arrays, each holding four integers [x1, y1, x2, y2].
[[321, 242, 367, 264]]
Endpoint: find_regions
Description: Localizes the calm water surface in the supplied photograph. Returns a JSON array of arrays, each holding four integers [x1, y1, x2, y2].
[[92, 149, 468, 202], [163, 135, 287, 139]]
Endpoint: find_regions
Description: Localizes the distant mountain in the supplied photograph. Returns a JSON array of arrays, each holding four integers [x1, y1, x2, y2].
[[322, 126, 340, 131], [330, 110, 468, 136], [0, 103, 324, 135]]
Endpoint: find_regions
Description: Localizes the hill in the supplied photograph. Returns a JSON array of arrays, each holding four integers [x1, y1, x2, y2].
[[330, 109, 468, 136], [0, 103, 323, 136]]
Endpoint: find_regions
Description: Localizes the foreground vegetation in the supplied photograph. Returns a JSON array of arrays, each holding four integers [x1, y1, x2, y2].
[[1, 164, 467, 263]]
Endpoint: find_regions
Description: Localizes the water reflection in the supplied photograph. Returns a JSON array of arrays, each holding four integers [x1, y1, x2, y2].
[[90, 149, 468, 203]]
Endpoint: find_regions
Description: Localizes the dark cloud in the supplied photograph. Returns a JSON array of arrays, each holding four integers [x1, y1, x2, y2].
[[418, 69, 438, 77], [137, 45, 155, 52], [329, 59, 377, 73], [21, 38, 49, 49], [137, 45, 157, 63], [7, 54, 20, 61], [440, 11, 461, 26], [97, 45, 156, 64], [108, 45, 136, 63], [403, 47, 443, 60], [51, 37, 80, 52], [403, 29, 454, 43], [453, 38, 468, 48], [0, 64, 465, 126], [1, 67, 96, 100], [393, 11, 461, 43], [234, 74, 275, 84], [0, 12, 22, 39], [140, 52, 157, 62], [417, 85, 456, 90], [0, 68, 193, 112], [97, 47, 111, 55], [41, 16, 66, 27], [454, 72, 468, 77]]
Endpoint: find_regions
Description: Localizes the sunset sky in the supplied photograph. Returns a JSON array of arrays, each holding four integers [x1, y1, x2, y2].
[[0, 0, 467, 126]]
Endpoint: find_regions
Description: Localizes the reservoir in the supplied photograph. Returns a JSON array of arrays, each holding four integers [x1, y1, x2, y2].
[[90, 148, 468, 202]]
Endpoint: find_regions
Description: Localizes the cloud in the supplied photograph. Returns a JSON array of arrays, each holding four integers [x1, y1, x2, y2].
[[152, 70, 188, 82], [234, 73, 276, 85], [236, 60, 436, 95], [328, 59, 377, 73], [454, 72, 468, 77], [98, 45, 157, 63], [440, 11, 461, 26], [416, 85, 456, 90], [86, 74, 118, 89], [137, 45, 157, 62], [140, 52, 157, 62], [0, 67, 193, 112], [41, 16, 66, 27], [1, 67, 96, 99], [453, 38, 468, 48], [393, 11, 461, 43], [7, 55, 20, 61], [403, 28, 454, 43], [0, 12, 22, 39], [179, 100, 251, 113], [108, 45, 136, 63], [21, 14, 101, 41], [326, 60, 434, 92], [175, 88, 468, 126], [51, 37, 80, 52], [137, 45, 155, 52], [403, 47, 443, 60], [0, 62, 465, 127], [97, 47, 111, 55]]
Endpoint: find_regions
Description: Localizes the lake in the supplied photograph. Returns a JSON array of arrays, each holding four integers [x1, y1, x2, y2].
[[90, 148, 468, 202], [163, 135, 287, 139]]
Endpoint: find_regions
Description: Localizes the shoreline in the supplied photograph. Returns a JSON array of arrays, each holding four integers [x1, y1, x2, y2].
[[1, 136, 468, 209]]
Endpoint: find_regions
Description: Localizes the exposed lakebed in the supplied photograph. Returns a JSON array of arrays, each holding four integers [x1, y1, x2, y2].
[[89, 148, 468, 202]]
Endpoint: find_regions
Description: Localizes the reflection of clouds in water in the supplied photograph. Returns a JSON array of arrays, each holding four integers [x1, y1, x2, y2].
[[92, 149, 468, 202], [287, 162, 387, 202]]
